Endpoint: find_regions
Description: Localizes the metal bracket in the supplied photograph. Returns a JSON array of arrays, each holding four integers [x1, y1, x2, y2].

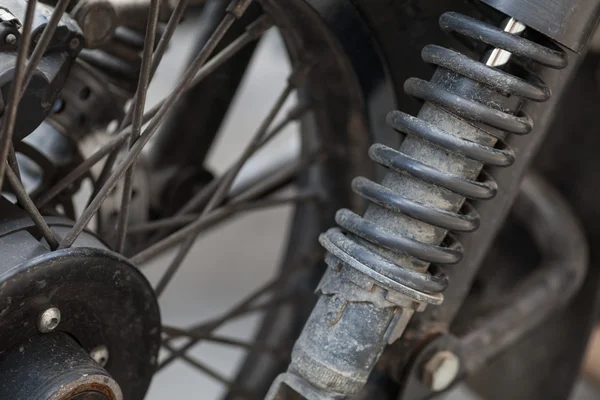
[[481, 0, 600, 52]]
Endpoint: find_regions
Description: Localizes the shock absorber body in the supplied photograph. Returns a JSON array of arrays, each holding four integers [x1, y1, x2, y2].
[[267, 10, 568, 400]]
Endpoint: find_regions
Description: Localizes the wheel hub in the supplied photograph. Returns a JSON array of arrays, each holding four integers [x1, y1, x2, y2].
[[0, 333, 123, 400], [0, 197, 160, 399]]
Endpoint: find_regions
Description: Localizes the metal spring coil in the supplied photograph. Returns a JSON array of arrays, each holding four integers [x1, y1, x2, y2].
[[319, 12, 568, 304]]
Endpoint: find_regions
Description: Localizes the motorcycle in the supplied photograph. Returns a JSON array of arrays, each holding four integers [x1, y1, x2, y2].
[[0, 0, 596, 399]]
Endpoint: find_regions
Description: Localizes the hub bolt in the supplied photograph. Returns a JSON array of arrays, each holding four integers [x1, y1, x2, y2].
[[422, 350, 460, 392], [37, 307, 61, 333], [90, 345, 109, 367]]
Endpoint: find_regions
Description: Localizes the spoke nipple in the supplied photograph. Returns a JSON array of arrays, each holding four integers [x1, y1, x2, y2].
[[37, 307, 61, 333], [90, 345, 110, 367], [4, 33, 16, 45]]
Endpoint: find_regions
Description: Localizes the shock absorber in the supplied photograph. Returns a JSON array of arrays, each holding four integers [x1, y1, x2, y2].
[[267, 11, 568, 400]]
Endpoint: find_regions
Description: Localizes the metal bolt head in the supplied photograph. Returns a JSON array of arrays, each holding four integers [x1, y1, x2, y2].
[[37, 307, 61, 333], [90, 345, 109, 367], [69, 37, 81, 51], [422, 350, 460, 392], [4, 33, 16, 45]]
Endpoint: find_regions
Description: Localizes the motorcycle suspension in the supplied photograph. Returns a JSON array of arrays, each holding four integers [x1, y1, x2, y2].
[[267, 9, 568, 400]]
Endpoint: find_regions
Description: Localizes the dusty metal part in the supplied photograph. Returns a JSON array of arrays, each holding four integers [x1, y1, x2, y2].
[[396, 335, 464, 399], [90, 345, 110, 367], [43, 57, 150, 245], [285, 265, 409, 395], [96, 154, 150, 251], [71, 0, 118, 48], [422, 350, 460, 391], [0, 333, 122, 400], [72, 0, 207, 43], [0, 0, 84, 140], [266, 373, 345, 400], [385, 38, 588, 389], [13, 122, 79, 201], [46, 60, 127, 140], [0, 198, 160, 399], [37, 307, 61, 333], [269, 11, 567, 398]]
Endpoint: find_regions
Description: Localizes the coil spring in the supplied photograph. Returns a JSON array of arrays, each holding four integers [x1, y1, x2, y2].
[[320, 12, 568, 303]]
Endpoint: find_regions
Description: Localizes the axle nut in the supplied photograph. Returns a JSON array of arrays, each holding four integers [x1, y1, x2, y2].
[[422, 350, 460, 392]]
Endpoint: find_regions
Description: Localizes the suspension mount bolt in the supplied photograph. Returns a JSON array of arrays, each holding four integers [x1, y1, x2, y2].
[[37, 307, 61, 333], [422, 350, 460, 392]]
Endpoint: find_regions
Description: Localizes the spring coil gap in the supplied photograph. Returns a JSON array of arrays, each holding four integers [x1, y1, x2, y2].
[[319, 12, 568, 304]]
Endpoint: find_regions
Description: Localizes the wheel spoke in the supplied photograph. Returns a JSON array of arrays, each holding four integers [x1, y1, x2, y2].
[[129, 214, 201, 234], [8, 144, 21, 183], [86, 148, 120, 209], [203, 75, 300, 212], [118, 0, 190, 130], [162, 327, 289, 359], [177, 101, 310, 216], [58, 0, 253, 249], [0, 0, 37, 191], [161, 341, 255, 397], [34, 133, 130, 209], [176, 294, 293, 341], [157, 278, 280, 371], [131, 15, 274, 134], [230, 150, 323, 205], [115, 0, 162, 253], [149, 65, 312, 290], [149, 192, 316, 296], [152, 79, 299, 294], [21, 0, 70, 95], [82, 15, 273, 209], [98, 8, 271, 184], [157, 249, 324, 372], [131, 163, 319, 266], [5, 164, 60, 249], [158, 294, 295, 372], [149, 0, 189, 78], [130, 191, 315, 236]]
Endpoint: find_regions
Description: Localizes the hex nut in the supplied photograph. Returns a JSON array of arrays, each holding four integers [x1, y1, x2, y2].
[[422, 350, 460, 392]]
